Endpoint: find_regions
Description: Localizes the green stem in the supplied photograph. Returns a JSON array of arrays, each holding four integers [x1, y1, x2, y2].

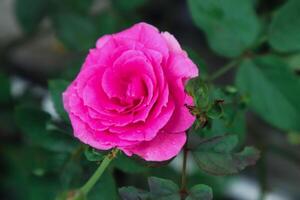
[[180, 144, 189, 199], [80, 149, 118, 195], [208, 59, 241, 81]]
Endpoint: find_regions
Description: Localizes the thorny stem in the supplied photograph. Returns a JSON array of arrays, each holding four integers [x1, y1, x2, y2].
[[80, 149, 119, 195]]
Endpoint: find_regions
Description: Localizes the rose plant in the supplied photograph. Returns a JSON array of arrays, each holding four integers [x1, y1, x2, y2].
[[57, 22, 260, 200], [5, 0, 300, 199]]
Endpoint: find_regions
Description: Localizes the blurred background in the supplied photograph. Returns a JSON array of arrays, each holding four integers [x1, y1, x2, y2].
[[0, 0, 300, 199]]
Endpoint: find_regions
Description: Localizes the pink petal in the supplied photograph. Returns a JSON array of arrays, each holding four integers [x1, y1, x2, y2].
[[114, 22, 169, 60], [121, 131, 187, 161], [163, 95, 195, 133], [69, 114, 138, 149], [111, 99, 175, 141], [166, 53, 198, 79], [161, 32, 182, 53]]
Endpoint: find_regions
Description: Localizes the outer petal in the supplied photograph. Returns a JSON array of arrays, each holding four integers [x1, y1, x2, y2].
[[121, 131, 186, 161], [69, 114, 112, 150], [161, 32, 182, 53], [113, 22, 169, 59], [166, 53, 198, 79], [163, 95, 195, 133]]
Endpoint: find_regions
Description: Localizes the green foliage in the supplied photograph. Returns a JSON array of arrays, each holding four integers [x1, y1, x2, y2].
[[49, 79, 70, 122], [119, 186, 150, 200], [52, 14, 98, 51], [84, 147, 105, 162], [236, 55, 300, 132], [147, 177, 180, 200], [14, 104, 78, 152], [15, 0, 49, 33], [119, 177, 212, 200], [185, 184, 213, 200], [113, 153, 148, 174], [188, 0, 260, 57], [192, 135, 260, 176], [8, 0, 300, 199], [268, 0, 300, 52], [119, 177, 180, 200], [88, 171, 118, 200]]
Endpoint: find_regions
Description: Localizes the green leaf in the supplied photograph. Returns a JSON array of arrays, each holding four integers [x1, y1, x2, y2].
[[15, 105, 77, 152], [148, 177, 180, 200], [188, 0, 260, 57], [268, 0, 300, 52], [15, 0, 49, 33], [236, 55, 300, 131], [113, 153, 148, 174], [89, 171, 118, 200], [206, 102, 223, 119], [0, 72, 11, 104], [192, 135, 260, 176], [48, 79, 69, 122], [119, 186, 150, 200], [84, 147, 105, 162], [186, 184, 213, 200], [285, 53, 300, 71], [53, 14, 98, 51], [186, 77, 209, 109], [119, 177, 180, 200]]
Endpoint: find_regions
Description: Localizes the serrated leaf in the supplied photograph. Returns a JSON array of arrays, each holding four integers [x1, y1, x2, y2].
[[48, 79, 69, 122], [192, 135, 260, 176], [119, 186, 150, 200], [148, 177, 180, 200], [186, 184, 213, 200], [236, 55, 300, 132], [268, 0, 300, 52], [188, 0, 260, 57]]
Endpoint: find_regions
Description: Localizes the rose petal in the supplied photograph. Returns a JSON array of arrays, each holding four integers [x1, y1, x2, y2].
[[121, 131, 186, 161], [114, 22, 169, 60], [163, 95, 195, 133]]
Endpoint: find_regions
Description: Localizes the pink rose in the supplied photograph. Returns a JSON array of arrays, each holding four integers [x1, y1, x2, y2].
[[63, 22, 198, 161]]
